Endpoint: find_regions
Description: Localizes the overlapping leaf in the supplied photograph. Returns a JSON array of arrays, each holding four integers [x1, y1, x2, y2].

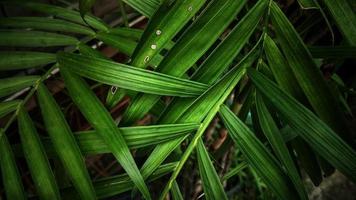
[[159, 0, 268, 123], [17, 107, 61, 200], [219, 105, 298, 200], [321, 0, 356, 45], [255, 94, 307, 200], [270, 2, 352, 142], [141, 50, 258, 192], [248, 68, 356, 181], [122, 0, 248, 124], [57, 53, 208, 97], [60, 67, 151, 199], [197, 138, 227, 200], [0, 130, 26, 200], [37, 83, 97, 200]]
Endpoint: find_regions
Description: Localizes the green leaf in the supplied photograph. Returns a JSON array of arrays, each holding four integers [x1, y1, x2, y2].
[[263, 35, 323, 185], [31, 123, 198, 156], [121, 0, 248, 124], [219, 105, 298, 200], [0, 100, 21, 118], [0, 30, 78, 47], [270, 2, 352, 142], [96, 32, 137, 56], [156, 0, 247, 77], [0, 130, 26, 200], [321, 0, 356, 45], [222, 162, 248, 181], [171, 181, 184, 200], [78, 43, 107, 59], [57, 52, 208, 97], [248, 68, 356, 182], [191, 0, 267, 84], [140, 50, 258, 189], [130, 0, 206, 69], [197, 138, 228, 200], [121, 0, 160, 17], [0, 76, 38, 97], [94, 162, 176, 199], [17, 107, 61, 200], [2, 1, 108, 31], [79, 0, 96, 16], [37, 83, 97, 200], [105, 0, 206, 105], [255, 94, 307, 200], [0, 52, 56, 71], [263, 35, 306, 101], [0, 17, 95, 35], [61, 162, 177, 199], [109, 27, 143, 40], [60, 67, 151, 200], [158, 0, 268, 123]]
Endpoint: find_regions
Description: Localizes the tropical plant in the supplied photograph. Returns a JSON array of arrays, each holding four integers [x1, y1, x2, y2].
[[0, 0, 355, 199]]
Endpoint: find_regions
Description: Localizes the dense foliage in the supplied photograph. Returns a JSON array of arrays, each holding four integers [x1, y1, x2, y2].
[[0, 0, 355, 199]]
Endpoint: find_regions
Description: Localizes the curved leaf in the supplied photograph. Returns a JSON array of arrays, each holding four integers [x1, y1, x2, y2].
[[121, 0, 249, 124], [219, 105, 298, 200], [60, 67, 151, 200], [37, 83, 97, 200], [0, 131, 26, 200], [248, 68, 356, 182], [17, 107, 61, 200], [130, 0, 206, 69], [57, 53, 208, 97], [270, 2, 352, 142], [197, 138, 227, 200], [255, 94, 307, 200]]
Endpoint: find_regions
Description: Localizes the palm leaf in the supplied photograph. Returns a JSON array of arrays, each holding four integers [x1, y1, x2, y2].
[[219, 105, 298, 200], [121, 0, 160, 17], [270, 2, 352, 142], [171, 181, 184, 200], [37, 83, 97, 200], [197, 138, 228, 200], [0, 131, 26, 200], [0, 76, 38, 97], [2, 1, 108, 31], [0, 52, 56, 70], [0, 100, 21, 118], [17, 107, 61, 200], [0, 17, 95, 35], [60, 67, 151, 199], [58, 52, 208, 97], [255, 93, 307, 200], [321, 0, 356, 45], [142, 50, 257, 194], [0, 30, 78, 47], [159, 0, 268, 123], [121, 0, 248, 124], [248, 68, 356, 181]]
